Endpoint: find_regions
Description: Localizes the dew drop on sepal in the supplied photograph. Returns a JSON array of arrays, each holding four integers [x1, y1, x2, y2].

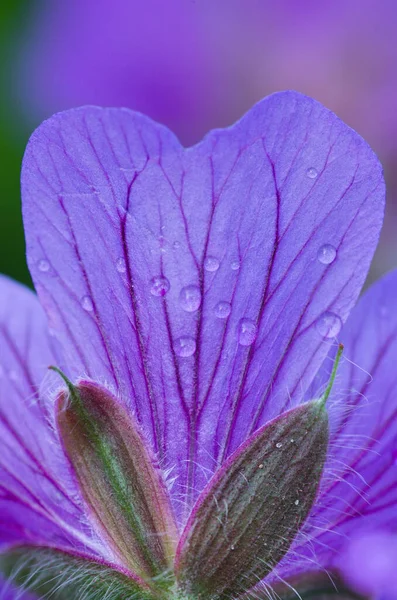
[[180, 285, 201, 312]]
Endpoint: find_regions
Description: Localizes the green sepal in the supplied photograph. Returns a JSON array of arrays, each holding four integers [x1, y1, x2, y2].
[[0, 545, 157, 600], [53, 370, 178, 586], [175, 401, 329, 600]]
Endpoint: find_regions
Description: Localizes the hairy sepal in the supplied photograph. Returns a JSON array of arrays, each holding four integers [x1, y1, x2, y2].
[[243, 571, 366, 599], [55, 378, 178, 584], [0, 545, 155, 600], [176, 401, 329, 599]]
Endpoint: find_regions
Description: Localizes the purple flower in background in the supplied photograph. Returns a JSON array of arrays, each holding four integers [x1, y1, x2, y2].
[[0, 91, 396, 599], [339, 532, 397, 598], [19, 0, 397, 277], [21, 0, 397, 152]]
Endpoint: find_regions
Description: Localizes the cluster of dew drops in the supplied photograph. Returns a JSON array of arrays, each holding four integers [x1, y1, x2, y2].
[[34, 167, 345, 359], [149, 257, 242, 358], [36, 245, 341, 358]]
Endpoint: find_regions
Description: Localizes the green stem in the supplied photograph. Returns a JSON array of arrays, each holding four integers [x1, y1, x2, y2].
[[318, 343, 344, 407]]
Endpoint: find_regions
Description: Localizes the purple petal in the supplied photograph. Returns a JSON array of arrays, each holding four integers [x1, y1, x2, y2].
[[276, 269, 397, 581], [0, 276, 101, 555], [22, 92, 384, 519]]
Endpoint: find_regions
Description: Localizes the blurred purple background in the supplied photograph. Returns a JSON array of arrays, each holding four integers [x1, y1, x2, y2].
[[1, 0, 397, 284]]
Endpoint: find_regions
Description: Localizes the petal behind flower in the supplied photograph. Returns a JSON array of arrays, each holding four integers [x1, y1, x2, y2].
[[278, 269, 397, 581], [22, 92, 384, 518], [0, 276, 97, 554]]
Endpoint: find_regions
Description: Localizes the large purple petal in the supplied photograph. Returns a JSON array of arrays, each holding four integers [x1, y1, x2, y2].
[[275, 269, 397, 582], [0, 276, 101, 556], [22, 92, 384, 519]]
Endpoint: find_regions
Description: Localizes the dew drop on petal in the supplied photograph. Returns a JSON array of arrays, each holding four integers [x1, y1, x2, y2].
[[294, 499, 300, 506], [317, 244, 337, 265], [9, 370, 18, 382], [150, 276, 170, 297], [81, 295, 94, 312], [116, 257, 126, 273], [380, 305, 389, 318], [204, 256, 220, 272], [214, 301, 231, 319], [306, 167, 318, 179], [276, 442, 283, 448], [180, 285, 201, 312], [38, 259, 50, 272], [231, 260, 240, 271], [316, 311, 342, 338], [174, 336, 196, 357], [238, 318, 257, 346]]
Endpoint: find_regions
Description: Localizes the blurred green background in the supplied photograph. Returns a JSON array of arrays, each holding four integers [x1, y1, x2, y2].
[[0, 0, 34, 285], [1, 0, 397, 288]]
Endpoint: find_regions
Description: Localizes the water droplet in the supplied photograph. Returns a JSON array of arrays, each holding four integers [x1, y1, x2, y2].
[[380, 305, 389, 318], [238, 318, 257, 346], [81, 295, 94, 312], [290, 438, 295, 443], [231, 545, 235, 550], [276, 442, 283, 449], [317, 244, 337, 265], [231, 260, 240, 271], [174, 336, 196, 357], [9, 370, 18, 382], [204, 256, 220, 272], [306, 167, 318, 179], [258, 464, 264, 469], [150, 276, 170, 297], [116, 257, 126, 273], [38, 259, 50, 272], [294, 499, 300, 506], [214, 301, 231, 319], [316, 311, 342, 338], [179, 285, 201, 312]]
